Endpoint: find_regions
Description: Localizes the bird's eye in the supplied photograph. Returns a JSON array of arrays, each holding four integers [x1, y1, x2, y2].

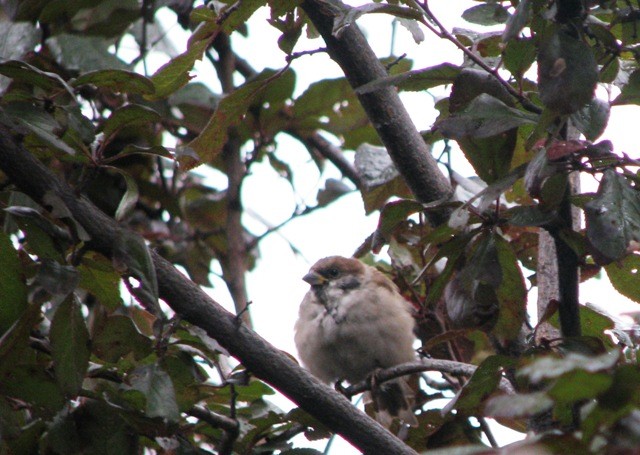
[[327, 267, 340, 278]]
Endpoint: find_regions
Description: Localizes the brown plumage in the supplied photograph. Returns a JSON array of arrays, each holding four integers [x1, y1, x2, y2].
[[294, 256, 418, 427]]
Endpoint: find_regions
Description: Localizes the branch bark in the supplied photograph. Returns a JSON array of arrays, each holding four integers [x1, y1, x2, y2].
[[0, 124, 417, 455], [301, 0, 453, 224]]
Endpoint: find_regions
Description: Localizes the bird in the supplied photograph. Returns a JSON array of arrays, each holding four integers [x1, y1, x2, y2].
[[294, 256, 418, 427]]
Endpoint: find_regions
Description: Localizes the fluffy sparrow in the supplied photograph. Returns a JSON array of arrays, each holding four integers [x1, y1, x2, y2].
[[294, 256, 418, 427]]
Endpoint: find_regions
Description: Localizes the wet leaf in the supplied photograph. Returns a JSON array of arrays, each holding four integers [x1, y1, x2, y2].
[[584, 170, 640, 262], [355, 63, 461, 95], [605, 253, 640, 303], [537, 28, 598, 114], [50, 298, 90, 396], [0, 231, 27, 334]]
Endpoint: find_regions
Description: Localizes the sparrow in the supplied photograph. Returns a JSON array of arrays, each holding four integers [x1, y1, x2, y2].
[[294, 256, 418, 427]]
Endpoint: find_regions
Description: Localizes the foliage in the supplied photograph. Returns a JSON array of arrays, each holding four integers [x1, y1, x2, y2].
[[1, 0, 640, 453]]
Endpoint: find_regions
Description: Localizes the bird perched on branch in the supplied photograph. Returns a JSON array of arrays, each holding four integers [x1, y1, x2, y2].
[[294, 256, 418, 427]]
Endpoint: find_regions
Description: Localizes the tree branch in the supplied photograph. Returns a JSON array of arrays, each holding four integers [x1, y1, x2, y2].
[[0, 124, 417, 455], [301, 0, 453, 225]]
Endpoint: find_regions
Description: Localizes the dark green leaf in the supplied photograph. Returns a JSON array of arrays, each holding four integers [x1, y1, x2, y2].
[[613, 69, 640, 105], [332, 3, 424, 38], [112, 231, 159, 313], [506, 205, 557, 227], [31, 259, 79, 300], [537, 28, 598, 114], [5, 206, 69, 261], [0, 60, 69, 92], [99, 104, 161, 139], [462, 4, 510, 26], [104, 167, 139, 222], [46, 34, 128, 72], [518, 350, 619, 383], [181, 69, 286, 169], [3, 102, 77, 156], [50, 298, 90, 396], [584, 170, 640, 262], [355, 63, 461, 95], [503, 38, 536, 78], [444, 356, 513, 415], [92, 315, 152, 363], [570, 98, 610, 141], [78, 252, 123, 311], [437, 93, 538, 139], [548, 370, 613, 404], [73, 70, 155, 95], [484, 392, 553, 419], [605, 253, 640, 303], [0, 231, 27, 334], [125, 363, 180, 422]]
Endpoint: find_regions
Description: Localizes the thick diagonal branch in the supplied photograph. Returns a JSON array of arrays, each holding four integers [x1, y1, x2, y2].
[[0, 125, 417, 455], [301, 0, 453, 224]]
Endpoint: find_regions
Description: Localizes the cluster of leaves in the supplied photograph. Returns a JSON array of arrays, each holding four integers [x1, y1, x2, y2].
[[2, 0, 640, 453]]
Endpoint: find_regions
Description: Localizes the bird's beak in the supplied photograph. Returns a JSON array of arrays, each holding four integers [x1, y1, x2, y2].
[[303, 271, 326, 286]]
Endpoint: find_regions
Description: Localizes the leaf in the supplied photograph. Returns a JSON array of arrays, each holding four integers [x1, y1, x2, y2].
[[316, 178, 352, 207], [105, 167, 139, 222], [0, 60, 70, 92], [125, 363, 180, 422], [570, 98, 610, 141], [4, 206, 69, 261], [3, 102, 77, 156], [485, 392, 553, 419], [584, 170, 640, 262], [180, 69, 285, 169], [462, 4, 510, 26], [99, 104, 161, 139], [0, 22, 41, 64], [46, 34, 128, 72], [547, 370, 613, 404], [503, 0, 532, 42], [73, 69, 155, 95], [92, 315, 153, 363], [50, 298, 90, 396], [537, 27, 598, 114], [518, 350, 619, 383], [613, 70, 640, 105], [437, 93, 538, 139], [78, 252, 123, 311], [444, 356, 514, 415], [112, 230, 159, 313], [0, 231, 27, 334], [31, 259, 79, 301], [332, 3, 424, 38], [503, 38, 536, 79], [605, 253, 640, 303], [355, 63, 461, 95]]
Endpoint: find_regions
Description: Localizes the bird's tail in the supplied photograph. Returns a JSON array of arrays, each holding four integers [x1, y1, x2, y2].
[[367, 375, 418, 428]]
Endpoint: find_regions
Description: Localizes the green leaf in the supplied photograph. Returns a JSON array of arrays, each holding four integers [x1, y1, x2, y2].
[[438, 93, 538, 139], [548, 370, 613, 404], [125, 363, 180, 422], [584, 170, 640, 262], [518, 350, 619, 383], [99, 104, 161, 139], [492, 234, 527, 342], [503, 38, 536, 79], [444, 356, 514, 415], [4, 206, 69, 261], [50, 298, 90, 396], [485, 392, 553, 419], [46, 34, 128, 72], [462, 4, 510, 26], [355, 63, 461, 95], [181, 68, 289, 169], [613, 69, 640, 105], [31, 259, 79, 300], [332, 3, 424, 38], [570, 98, 610, 141], [103, 167, 139, 222], [0, 60, 69, 92], [605, 253, 640, 303], [537, 28, 598, 114], [3, 102, 77, 156], [73, 70, 155, 95], [78, 252, 123, 311], [92, 315, 152, 363], [0, 231, 27, 334], [112, 231, 159, 313], [503, 0, 532, 42]]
